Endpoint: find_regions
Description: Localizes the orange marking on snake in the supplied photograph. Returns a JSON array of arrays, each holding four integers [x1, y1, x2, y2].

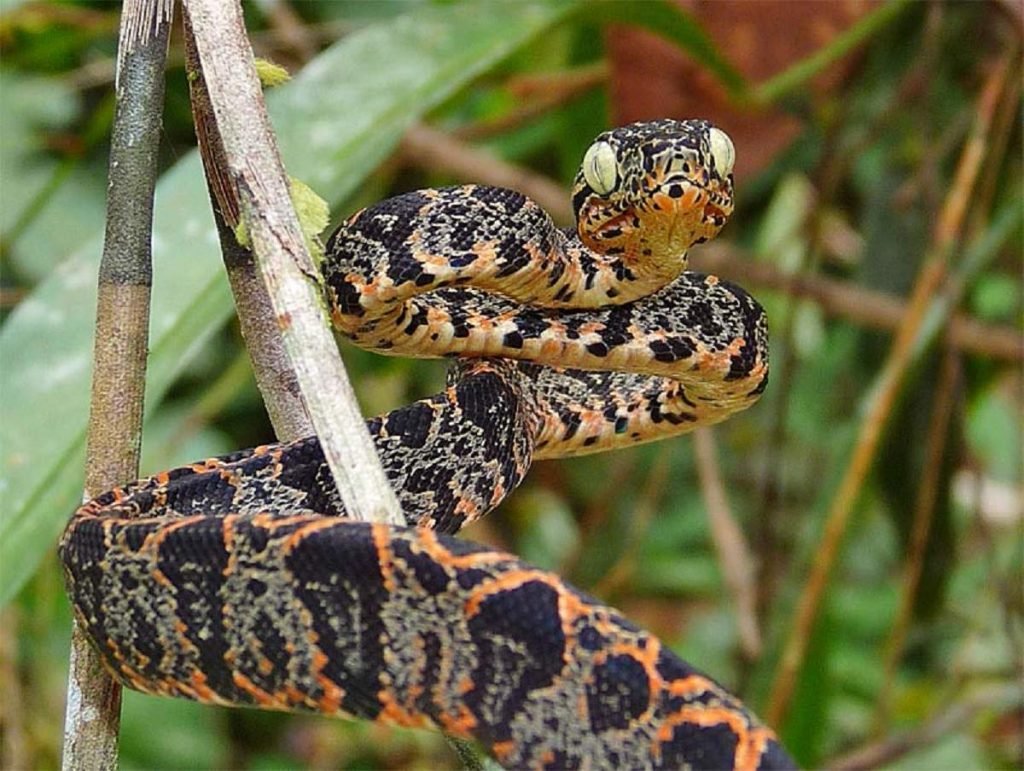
[[371, 523, 397, 593], [311, 648, 346, 713], [666, 673, 723, 698], [654, 705, 766, 769], [734, 727, 780, 771], [491, 740, 515, 765], [377, 688, 433, 728], [276, 516, 339, 554], [233, 671, 280, 708], [185, 671, 223, 703], [438, 702, 479, 738], [416, 528, 510, 572], [143, 514, 205, 551], [463, 569, 561, 618]]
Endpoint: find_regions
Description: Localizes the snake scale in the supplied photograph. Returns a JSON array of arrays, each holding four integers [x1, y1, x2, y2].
[[60, 120, 795, 769]]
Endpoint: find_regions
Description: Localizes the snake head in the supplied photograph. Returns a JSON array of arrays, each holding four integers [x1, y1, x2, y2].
[[571, 119, 735, 272]]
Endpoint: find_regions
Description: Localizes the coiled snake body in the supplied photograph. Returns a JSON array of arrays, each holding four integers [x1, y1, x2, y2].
[[61, 120, 794, 769]]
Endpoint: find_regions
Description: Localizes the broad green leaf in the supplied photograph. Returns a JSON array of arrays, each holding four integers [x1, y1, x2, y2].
[[0, 71, 108, 281], [119, 691, 229, 771], [0, 1, 578, 607]]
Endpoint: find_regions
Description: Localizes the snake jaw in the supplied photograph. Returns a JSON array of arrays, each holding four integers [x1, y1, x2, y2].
[[579, 206, 638, 250]]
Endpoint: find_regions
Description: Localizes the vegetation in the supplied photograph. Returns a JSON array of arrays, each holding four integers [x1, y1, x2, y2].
[[1, 2, 1020, 769]]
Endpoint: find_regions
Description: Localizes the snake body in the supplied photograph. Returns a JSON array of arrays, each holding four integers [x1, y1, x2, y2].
[[60, 120, 793, 769]]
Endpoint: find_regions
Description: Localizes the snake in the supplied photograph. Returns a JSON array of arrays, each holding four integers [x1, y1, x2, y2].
[[60, 119, 794, 770]]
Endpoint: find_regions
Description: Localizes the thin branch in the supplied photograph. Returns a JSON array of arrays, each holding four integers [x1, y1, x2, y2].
[[62, 2, 172, 768], [1, 610, 26, 770], [590, 452, 670, 598], [451, 62, 609, 142], [873, 348, 961, 729], [180, 0, 403, 525], [182, 18, 308, 440], [693, 427, 762, 660], [764, 50, 1015, 729], [826, 683, 1024, 771]]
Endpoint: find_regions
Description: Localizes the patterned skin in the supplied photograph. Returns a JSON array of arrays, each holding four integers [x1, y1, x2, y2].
[[60, 120, 794, 769]]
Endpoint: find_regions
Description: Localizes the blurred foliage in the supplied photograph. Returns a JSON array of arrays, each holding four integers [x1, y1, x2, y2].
[[1, 2, 1021, 770]]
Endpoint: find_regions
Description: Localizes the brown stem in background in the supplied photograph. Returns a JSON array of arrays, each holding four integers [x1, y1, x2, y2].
[[872, 348, 961, 730], [693, 427, 762, 660], [590, 452, 670, 599], [764, 50, 1014, 730], [695, 246, 1022, 363], [1, 610, 25, 770], [451, 62, 609, 141], [259, 0, 318, 64], [826, 683, 1023, 771], [62, 2, 172, 768], [402, 124, 573, 226]]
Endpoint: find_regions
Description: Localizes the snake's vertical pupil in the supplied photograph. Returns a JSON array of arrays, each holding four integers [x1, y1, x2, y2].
[[708, 128, 735, 177], [581, 140, 618, 195]]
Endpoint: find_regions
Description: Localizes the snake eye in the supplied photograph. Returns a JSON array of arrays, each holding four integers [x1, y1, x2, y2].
[[581, 140, 618, 196], [708, 127, 735, 177]]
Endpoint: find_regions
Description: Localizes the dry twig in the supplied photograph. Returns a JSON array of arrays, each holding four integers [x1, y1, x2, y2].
[[62, 2, 172, 768], [693, 427, 762, 660], [827, 683, 1023, 771], [695, 247, 1022, 363], [873, 348, 961, 729], [451, 63, 609, 141], [181, 16, 308, 440], [590, 452, 670, 599], [402, 124, 572, 225], [180, 0, 403, 525]]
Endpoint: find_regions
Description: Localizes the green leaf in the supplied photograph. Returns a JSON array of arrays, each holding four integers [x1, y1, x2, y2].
[[0, 71, 108, 281], [119, 692, 229, 770], [0, 1, 578, 607]]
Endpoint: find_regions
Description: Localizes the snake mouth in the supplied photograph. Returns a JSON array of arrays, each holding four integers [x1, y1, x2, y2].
[[703, 201, 731, 224]]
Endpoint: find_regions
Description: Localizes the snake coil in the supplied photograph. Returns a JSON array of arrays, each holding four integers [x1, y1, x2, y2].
[[61, 120, 794, 770]]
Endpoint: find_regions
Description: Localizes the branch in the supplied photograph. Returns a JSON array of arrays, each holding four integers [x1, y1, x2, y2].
[[62, 1, 172, 768], [181, 16, 308, 440], [826, 683, 1023, 771], [402, 124, 573, 226], [694, 246, 1022, 363], [693, 427, 762, 660], [180, 0, 403, 525], [873, 348, 960, 728]]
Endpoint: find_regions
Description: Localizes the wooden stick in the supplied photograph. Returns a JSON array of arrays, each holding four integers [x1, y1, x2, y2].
[[61, 2, 172, 768], [180, 0, 403, 525], [694, 427, 762, 660]]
